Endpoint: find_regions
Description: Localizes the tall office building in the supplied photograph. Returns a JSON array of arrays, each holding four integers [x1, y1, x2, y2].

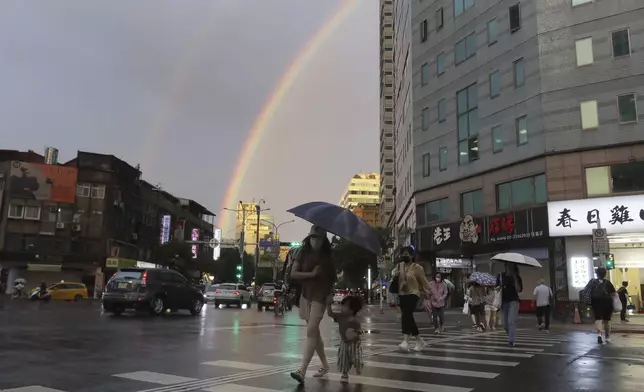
[[235, 202, 275, 255], [412, 1, 644, 302], [378, 0, 396, 229], [393, 0, 415, 246], [340, 173, 380, 209]]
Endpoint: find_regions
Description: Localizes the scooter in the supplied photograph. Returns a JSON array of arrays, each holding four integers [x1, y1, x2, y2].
[[273, 291, 285, 316], [12, 283, 26, 299], [30, 287, 51, 302]]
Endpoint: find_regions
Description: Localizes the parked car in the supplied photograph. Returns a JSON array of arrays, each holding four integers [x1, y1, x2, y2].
[[34, 282, 88, 301], [102, 268, 204, 316], [256, 283, 277, 311], [207, 283, 252, 308]]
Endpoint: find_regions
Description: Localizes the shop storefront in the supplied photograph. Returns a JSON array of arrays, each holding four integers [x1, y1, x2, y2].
[[547, 194, 644, 313], [436, 257, 473, 308], [418, 206, 552, 311], [1, 261, 100, 295]]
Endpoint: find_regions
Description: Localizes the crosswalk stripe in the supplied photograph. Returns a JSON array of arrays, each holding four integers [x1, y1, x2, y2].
[[365, 338, 553, 347], [379, 352, 519, 366], [202, 384, 282, 392], [363, 360, 499, 378], [364, 344, 534, 358], [462, 338, 560, 345], [306, 372, 472, 392], [113, 371, 197, 385], [201, 360, 274, 370], [1, 387, 67, 392], [431, 343, 544, 352]]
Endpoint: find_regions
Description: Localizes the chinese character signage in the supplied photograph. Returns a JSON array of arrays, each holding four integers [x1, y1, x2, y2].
[[191, 228, 200, 259], [571, 257, 591, 288], [488, 209, 546, 243], [418, 206, 548, 252], [160, 215, 171, 245], [547, 195, 644, 236]]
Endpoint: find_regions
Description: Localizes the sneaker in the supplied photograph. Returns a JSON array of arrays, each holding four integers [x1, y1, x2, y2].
[[597, 335, 603, 344], [340, 373, 349, 383], [414, 339, 427, 352], [434, 329, 440, 334], [544, 329, 550, 334], [398, 340, 410, 352], [509, 342, 515, 347], [440, 326, 445, 333]]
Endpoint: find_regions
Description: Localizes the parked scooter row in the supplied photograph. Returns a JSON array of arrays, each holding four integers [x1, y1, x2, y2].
[[10, 279, 51, 302]]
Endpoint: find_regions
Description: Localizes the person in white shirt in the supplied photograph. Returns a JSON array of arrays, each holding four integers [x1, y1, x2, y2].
[[533, 279, 553, 332]]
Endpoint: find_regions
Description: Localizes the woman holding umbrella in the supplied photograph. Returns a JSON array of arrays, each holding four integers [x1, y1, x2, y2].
[[497, 263, 523, 347], [288, 226, 336, 384]]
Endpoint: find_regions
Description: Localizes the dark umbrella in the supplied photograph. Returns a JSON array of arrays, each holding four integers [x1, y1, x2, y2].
[[287, 201, 382, 255]]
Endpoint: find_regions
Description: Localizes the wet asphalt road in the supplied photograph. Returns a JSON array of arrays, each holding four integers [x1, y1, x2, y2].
[[1, 300, 644, 392]]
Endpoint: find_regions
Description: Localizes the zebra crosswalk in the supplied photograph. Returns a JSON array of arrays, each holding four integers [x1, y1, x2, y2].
[[2, 328, 571, 392]]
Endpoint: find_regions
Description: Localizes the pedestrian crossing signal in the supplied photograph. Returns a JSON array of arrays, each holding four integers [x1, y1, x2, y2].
[[605, 253, 615, 270], [236, 265, 242, 271]]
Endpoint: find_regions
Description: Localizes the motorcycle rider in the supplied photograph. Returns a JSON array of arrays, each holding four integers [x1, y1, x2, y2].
[[39, 281, 47, 299], [13, 279, 25, 299]]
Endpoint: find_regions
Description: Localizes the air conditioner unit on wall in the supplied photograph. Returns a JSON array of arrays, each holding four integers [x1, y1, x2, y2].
[[55, 222, 65, 229], [73, 224, 81, 231]]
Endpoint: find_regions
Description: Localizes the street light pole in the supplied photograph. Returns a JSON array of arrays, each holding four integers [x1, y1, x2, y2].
[[254, 199, 267, 283], [261, 219, 295, 279]]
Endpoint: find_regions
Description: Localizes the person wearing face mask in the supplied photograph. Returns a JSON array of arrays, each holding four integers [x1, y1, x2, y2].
[[428, 272, 448, 334], [392, 246, 431, 352], [288, 226, 336, 384]]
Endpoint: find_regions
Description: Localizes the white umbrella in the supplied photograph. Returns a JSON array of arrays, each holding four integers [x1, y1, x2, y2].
[[491, 252, 541, 268]]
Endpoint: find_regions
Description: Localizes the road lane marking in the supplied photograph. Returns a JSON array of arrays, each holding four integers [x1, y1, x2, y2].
[[378, 352, 519, 366], [202, 385, 282, 392], [363, 360, 499, 378], [429, 342, 544, 352], [306, 372, 472, 392], [2, 387, 67, 392], [114, 372, 197, 385], [201, 361, 274, 370], [364, 344, 534, 358]]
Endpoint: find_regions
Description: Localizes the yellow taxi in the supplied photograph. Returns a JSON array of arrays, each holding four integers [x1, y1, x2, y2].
[[47, 282, 89, 301]]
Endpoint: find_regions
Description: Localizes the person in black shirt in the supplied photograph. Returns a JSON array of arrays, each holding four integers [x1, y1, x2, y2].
[[496, 263, 522, 347], [617, 281, 629, 322]]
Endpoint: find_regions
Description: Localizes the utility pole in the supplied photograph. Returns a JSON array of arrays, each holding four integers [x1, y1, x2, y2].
[[261, 219, 295, 279], [254, 199, 267, 282]]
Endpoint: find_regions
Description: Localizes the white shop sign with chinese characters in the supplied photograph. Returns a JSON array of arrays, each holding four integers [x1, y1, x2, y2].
[[548, 195, 644, 237]]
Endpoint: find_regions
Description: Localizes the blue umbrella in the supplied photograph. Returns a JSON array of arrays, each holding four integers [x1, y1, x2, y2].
[[287, 201, 382, 255], [468, 271, 497, 286]]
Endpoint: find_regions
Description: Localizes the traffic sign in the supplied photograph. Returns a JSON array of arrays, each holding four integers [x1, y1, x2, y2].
[[592, 228, 609, 254], [259, 240, 275, 248], [377, 256, 386, 269]]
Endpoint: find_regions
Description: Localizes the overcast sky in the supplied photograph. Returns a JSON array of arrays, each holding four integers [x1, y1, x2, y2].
[[0, 0, 379, 241]]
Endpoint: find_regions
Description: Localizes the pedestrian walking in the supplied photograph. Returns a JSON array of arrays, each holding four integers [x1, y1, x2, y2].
[[497, 263, 523, 347], [0, 280, 6, 310], [391, 246, 431, 352], [533, 279, 553, 332], [484, 286, 501, 331], [581, 267, 616, 344], [617, 281, 630, 322], [427, 272, 448, 334], [288, 226, 336, 384], [466, 282, 486, 331], [336, 295, 364, 383]]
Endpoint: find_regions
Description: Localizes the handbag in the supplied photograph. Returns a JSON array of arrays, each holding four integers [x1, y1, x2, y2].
[[612, 293, 623, 313], [462, 300, 470, 315], [389, 276, 399, 294]]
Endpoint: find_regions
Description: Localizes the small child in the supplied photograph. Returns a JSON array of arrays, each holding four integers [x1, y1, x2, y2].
[[336, 296, 364, 383]]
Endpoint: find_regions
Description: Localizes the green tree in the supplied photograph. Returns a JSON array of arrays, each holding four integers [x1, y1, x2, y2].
[[213, 248, 254, 283], [332, 227, 393, 287]]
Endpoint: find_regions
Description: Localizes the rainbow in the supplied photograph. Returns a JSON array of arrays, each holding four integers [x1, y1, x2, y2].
[[218, 0, 359, 233]]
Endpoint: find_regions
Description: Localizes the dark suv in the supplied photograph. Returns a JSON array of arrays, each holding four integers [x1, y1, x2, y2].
[[102, 268, 204, 316]]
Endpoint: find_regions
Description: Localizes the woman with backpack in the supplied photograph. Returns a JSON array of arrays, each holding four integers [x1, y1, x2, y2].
[[288, 226, 337, 384], [582, 267, 616, 344], [391, 246, 431, 352]]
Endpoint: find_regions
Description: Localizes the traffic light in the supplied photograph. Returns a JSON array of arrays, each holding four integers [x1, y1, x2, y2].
[[236, 265, 242, 280], [605, 254, 615, 270]]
